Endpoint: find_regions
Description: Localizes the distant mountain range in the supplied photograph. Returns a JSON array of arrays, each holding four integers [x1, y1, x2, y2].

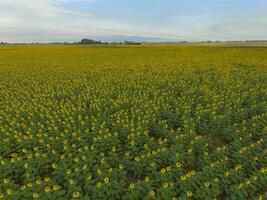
[[92, 35, 177, 43]]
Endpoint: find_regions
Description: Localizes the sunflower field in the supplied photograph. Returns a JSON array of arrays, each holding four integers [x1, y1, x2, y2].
[[0, 45, 266, 200]]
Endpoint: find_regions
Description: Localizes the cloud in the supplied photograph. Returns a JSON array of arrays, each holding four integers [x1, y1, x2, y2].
[[0, 0, 94, 20], [0, 0, 160, 42], [0, 0, 266, 42], [205, 15, 267, 40], [0, 0, 104, 42]]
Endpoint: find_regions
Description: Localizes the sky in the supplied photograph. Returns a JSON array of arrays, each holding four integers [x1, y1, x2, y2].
[[0, 0, 267, 42]]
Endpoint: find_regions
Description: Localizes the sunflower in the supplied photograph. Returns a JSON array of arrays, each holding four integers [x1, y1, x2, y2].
[[213, 177, 219, 183], [163, 183, 168, 188], [97, 169, 102, 174], [129, 183, 135, 189], [190, 170, 196, 176], [3, 179, 9, 184], [32, 193, 39, 198], [69, 179, 76, 185], [44, 187, 50, 193], [181, 175, 186, 181], [187, 191, 193, 198], [135, 156, 140, 162], [204, 181, 210, 187], [104, 177, 110, 184], [7, 189, 13, 195], [186, 172, 191, 178], [72, 192, 80, 198], [52, 163, 58, 169], [149, 190, 155, 197], [21, 185, 27, 190], [82, 164, 88, 170], [176, 162, 182, 168], [225, 171, 230, 177], [53, 184, 60, 191], [96, 182, 102, 188]]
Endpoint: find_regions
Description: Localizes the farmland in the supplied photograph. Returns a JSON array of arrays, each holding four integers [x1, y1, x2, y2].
[[0, 45, 266, 200]]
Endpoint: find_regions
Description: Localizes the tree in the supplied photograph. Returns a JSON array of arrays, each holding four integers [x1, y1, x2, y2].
[[80, 39, 101, 44], [124, 41, 142, 45]]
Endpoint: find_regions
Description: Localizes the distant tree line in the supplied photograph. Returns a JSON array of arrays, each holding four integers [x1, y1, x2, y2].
[[78, 39, 142, 45], [2, 39, 266, 46], [79, 39, 104, 45], [0, 39, 142, 46]]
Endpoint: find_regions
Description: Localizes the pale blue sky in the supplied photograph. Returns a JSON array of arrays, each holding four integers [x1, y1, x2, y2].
[[0, 0, 267, 42]]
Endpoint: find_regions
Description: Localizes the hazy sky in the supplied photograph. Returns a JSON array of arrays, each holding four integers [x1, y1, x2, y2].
[[0, 0, 267, 42]]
